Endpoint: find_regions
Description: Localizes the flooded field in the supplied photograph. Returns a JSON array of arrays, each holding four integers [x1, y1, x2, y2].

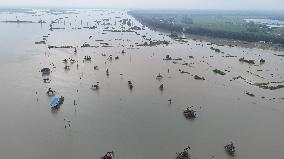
[[0, 9, 284, 159]]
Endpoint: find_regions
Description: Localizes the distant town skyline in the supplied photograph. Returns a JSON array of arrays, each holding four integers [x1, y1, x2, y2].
[[0, 0, 284, 10]]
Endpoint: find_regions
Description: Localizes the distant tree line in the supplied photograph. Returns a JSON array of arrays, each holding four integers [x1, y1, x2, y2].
[[131, 14, 183, 32], [129, 12, 284, 45], [269, 15, 284, 21], [184, 27, 284, 44]]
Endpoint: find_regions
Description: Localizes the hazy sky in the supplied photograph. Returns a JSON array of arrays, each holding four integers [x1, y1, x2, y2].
[[1, 0, 284, 10]]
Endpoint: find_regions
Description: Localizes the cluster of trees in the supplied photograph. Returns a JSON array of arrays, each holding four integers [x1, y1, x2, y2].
[[129, 12, 284, 45], [270, 15, 284, 21], [184, 27, 284, 44], [181, 15, 193, 24], [129, 13, 183, 32]]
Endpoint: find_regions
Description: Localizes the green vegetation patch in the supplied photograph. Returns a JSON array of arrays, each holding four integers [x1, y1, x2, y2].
[[129, 10, 284, 44]]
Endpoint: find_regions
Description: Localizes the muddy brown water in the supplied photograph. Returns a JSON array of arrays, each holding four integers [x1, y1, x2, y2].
[[0, 9, 284, 159]]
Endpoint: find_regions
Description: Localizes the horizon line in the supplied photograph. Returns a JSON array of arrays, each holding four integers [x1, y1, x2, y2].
[[0, 5, 284, 12]]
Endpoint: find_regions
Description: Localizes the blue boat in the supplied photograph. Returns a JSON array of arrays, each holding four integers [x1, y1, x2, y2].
[[50, 96, 64, 109]]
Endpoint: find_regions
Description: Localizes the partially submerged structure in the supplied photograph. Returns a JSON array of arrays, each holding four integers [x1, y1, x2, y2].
[[64, 66, 70, 70], [41, 68, 50, 76], [100, 151, 114, 159], [183, 107, 196, 119], [156, 73, 163, 79], [128, 81, 133, 89], [46, 88, 55, 96], [224, 142, 236, 156], [91, 82, 100, 90], [159, 84, 164, 91], [176, 146, 191, 159]]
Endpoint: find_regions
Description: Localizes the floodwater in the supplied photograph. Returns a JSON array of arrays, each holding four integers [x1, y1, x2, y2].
[[0, 9, 284, 159]]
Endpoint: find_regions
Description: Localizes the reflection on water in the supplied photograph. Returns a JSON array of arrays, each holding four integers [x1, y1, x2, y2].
[[0, 9, 284, 159]]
